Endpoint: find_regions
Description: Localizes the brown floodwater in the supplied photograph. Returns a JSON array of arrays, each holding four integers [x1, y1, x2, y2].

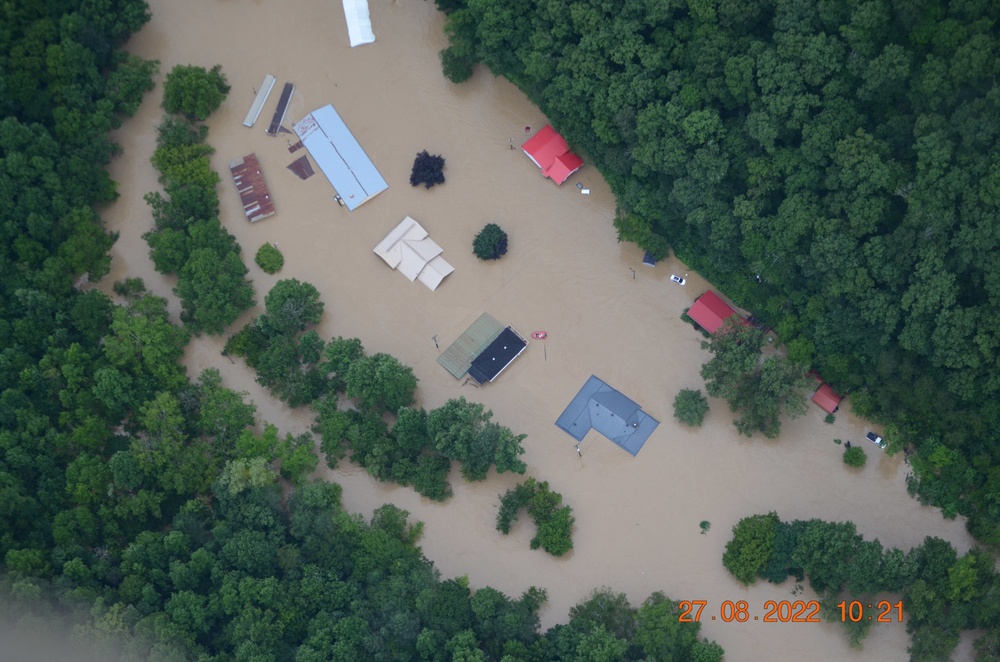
[[99, 1, 979, 659]]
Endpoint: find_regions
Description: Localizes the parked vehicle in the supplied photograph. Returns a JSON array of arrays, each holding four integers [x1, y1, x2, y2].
[[670, 274, 686, 285], [866, 432, 886, 449]]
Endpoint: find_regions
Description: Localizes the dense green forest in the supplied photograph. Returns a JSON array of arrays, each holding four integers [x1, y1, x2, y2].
[[723, 513, 1000, 659], [0, 1, 723, 658], [435, 0, 1000, 548]]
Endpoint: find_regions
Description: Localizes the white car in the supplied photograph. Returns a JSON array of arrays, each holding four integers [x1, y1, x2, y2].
[[670, 274, 686, 285], [866, 432, 886, 449]]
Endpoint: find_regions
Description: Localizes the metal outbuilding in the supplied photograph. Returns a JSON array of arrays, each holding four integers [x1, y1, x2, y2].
[[293, 104, 388, 211]]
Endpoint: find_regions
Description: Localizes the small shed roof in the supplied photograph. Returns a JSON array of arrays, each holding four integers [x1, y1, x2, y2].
[[688, 290, 738, 334], [521, 125, 583, 185], [812, 383, 843, 414], [294, 104, 388, 211], [555, 375, 659, 456]]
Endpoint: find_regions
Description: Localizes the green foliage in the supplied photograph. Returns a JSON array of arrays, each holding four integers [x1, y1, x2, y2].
[[144, 116, 253, 336], [472, 223, 508, 261], [156, 114, 208, 148], [439, 10, 478, 83], [176, 247, 254, 335], [699, 521, 711, 534], [428, 397, 527, 480], [277, 432, 319, 485], [223, 280, 328, 407], [263, 278, 325, 336], [722, 512, 780, 585], [496, 478, 574, 556], [724, 512, 1000, 653], [701, 319, 812, 438], [843, 445, 867, 468], [345, 353, 418, 412], [673, 388, 709, 427], [321, 336, 365, 392], [311, 395, 349, 468], [496, 482, 533, 535], [162, 64, 231, 121], [254, 243, 284, 274]]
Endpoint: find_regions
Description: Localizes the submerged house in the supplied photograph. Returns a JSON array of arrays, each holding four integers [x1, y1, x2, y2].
[[521, 125, 583, 185], [436, 313, 528, 385], [372, 216, 454, 291], [555, 375, 660, 456]]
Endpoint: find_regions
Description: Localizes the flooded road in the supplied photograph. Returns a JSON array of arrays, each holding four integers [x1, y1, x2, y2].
[[100, 1, 977, 659]]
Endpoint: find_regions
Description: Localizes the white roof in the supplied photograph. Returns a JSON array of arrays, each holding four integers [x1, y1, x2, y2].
[[293, 105, 387, 211], [342, 0, 375, 47], [374, 217, 454, 291]]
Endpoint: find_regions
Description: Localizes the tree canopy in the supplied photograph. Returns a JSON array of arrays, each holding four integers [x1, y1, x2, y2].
[[162, 64, 231, 121], [143, 107, 254, 336], [724, 512, 1000, 656], [700, 319, 812, 438]]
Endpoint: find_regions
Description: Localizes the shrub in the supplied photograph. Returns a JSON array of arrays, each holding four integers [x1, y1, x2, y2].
[[473, 223, 508, 260], [673, 388, 709, 427], [410, 150, 446, 189], [824, 413, 836, 424], [844, 446, 867, 468], [700, 520, 711, 534], [255, 243, 284, 274]]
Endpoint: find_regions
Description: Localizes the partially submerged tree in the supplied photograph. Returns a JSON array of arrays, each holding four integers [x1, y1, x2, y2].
[[428, 397, 527, 480], [722, 512, 781, 585], [496, 478, 574, 556], [700, 318, 812, 438], [410, 150, 446, 188], [345, 353, 418, 413], [673, 388, 709, 427], [473, 223, 508, 261], [162, 64, 231, 121]]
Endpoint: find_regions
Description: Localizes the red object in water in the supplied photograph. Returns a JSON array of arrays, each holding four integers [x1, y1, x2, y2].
[[532, 331, 547, 339]]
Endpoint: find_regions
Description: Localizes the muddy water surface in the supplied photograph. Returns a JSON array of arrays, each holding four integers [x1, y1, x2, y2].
[[101, 1, 977, 659]]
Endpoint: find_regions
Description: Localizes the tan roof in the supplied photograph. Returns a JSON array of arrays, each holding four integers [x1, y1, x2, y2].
[[373, 216, 454, 291]]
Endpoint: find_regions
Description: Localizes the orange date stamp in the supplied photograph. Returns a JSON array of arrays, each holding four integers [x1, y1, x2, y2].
[[678, 600, 904, 623]]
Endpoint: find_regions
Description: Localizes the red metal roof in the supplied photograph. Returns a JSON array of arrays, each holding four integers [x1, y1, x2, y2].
[[521, 125, 583, 185], [547, 151, 584, 185], [811, 383, 843, 414], [688, 290, 737, 334]]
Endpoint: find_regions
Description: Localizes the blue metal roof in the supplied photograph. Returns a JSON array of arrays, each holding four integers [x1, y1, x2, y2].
[[294, 104, 388, 211], [555, 375, 659, 456]]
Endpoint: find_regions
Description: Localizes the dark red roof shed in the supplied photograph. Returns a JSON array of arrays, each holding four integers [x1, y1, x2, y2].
[[688, 290, 738, 334], [812, 383, 843, 414]]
